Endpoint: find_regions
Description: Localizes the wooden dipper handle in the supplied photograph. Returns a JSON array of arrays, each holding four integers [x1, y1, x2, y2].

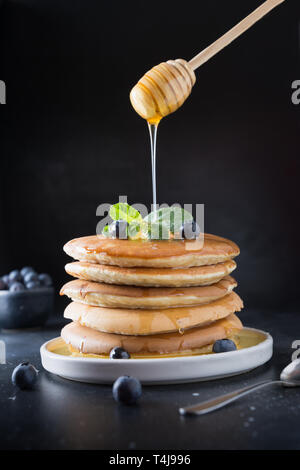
[[189, 0, 285, 71]]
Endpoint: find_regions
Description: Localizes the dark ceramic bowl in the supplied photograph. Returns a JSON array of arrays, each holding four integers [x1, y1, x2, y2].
[[0, 287, 54, 329]]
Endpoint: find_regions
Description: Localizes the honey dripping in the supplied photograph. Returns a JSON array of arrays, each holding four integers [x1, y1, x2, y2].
[[130, 1, 286, 217], [147, 118, 160, 216]]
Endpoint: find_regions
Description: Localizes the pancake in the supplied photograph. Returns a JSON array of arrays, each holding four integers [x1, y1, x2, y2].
[[65, 259, 236, 287], [60, 276, 237, 309], [61, 313, 243, 355], [63, 233, 240, 268], [64, 292, 243, 335]]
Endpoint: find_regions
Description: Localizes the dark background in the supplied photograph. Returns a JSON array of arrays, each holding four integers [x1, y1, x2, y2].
[[0, 0, 299, 312]]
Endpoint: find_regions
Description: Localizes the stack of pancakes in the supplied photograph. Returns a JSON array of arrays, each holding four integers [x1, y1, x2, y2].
[[60, 233, 243, 357]]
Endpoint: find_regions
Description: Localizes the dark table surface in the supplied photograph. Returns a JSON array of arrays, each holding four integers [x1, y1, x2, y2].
[[0, 308, 300, 450]]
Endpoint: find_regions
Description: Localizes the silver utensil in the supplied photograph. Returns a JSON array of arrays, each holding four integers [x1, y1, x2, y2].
[[179, 358, 300, 416]]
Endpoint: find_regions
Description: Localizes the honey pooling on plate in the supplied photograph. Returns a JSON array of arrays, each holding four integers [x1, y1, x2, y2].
[[49, 329, 268, 360]]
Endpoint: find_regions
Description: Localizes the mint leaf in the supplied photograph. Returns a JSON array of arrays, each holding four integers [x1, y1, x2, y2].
[[127, 221, 141, 239], [109, 203, 142, 224], [102, 225, 110, 237], [144, 207, 193, 233], [147, 220, 170, 240]]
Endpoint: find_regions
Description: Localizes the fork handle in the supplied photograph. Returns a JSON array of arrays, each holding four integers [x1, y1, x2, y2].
[[179, 380, 283, 416]]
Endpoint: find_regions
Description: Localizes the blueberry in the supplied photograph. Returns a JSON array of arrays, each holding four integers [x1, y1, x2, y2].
[[179, 221, 200, 240], [213, 339, 237, 353], [110, 347, 131, 359], [112, 376, 142, 405], [8, 270, 22, 284], [11, 362, 38, 390], [0, 279, 7, 290], [109, 220, 128, 239], [26, 280, 40, 290], [2, 274, 9, 285], [38, 273, 52, 287], [21, 267, 35, 278], [23, 271, 39, 284], [9, 282, 25, 292]]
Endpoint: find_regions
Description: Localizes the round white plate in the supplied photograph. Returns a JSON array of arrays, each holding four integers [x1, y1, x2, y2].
[[40, 327, 273, 385]]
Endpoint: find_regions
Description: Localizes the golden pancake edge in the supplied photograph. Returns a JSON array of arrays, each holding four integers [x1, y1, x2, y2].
[[60, 276, 237, 309], [65, 259, 236, 287], [64, 292, 243, 336], [61, 313, 243, 355], [63, 233, 240, 268]]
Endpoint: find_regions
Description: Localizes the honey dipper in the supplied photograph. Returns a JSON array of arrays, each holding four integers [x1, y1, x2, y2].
[[130, 0, 285, 124]]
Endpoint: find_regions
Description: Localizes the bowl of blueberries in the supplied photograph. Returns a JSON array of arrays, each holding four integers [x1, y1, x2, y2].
[[0, 267, 54, 329]]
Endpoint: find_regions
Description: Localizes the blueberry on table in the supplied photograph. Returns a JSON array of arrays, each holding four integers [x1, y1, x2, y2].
[[213, 339, 237, 353], [26, 280, 40, 290], [0, 279, 7, 290], [9, 282, 25, 292], [179, 221, 200, 240], [8, 270, 22, 284], [21, 267, 35, 278], [11, 362, 38, 390], [113, 376, 142, 405], [23, 271, 39, 284], [109, 220, 128, 239], [38, 273, 52, 287], [110, 347, 131, 359]]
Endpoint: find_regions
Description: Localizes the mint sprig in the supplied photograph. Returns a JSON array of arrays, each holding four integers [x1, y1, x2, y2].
[[103, 203, 194, 240]]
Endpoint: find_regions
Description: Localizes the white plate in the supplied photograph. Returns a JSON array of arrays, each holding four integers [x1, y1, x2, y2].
[[40, 327, 273, 385]]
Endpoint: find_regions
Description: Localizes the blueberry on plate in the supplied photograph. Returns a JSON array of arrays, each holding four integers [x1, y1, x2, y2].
[[112, 376, 142, 405], [9, 282, 25, 292], [0, 279, 7, 290], [213, 338, 237, 353], [21, 266, 35, 278], [26, 280, 40, 290], [38, 273, 52, 287], [11, 362, 38, 390], [110, 347, 131, 359], [8, 270, 22, 284], [179, 221, 200, 240], [109, 220, 128, 239], [23, 271, 39, 284]]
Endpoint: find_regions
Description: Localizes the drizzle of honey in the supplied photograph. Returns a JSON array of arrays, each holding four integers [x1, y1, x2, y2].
[[148, 121, 159, 214]]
